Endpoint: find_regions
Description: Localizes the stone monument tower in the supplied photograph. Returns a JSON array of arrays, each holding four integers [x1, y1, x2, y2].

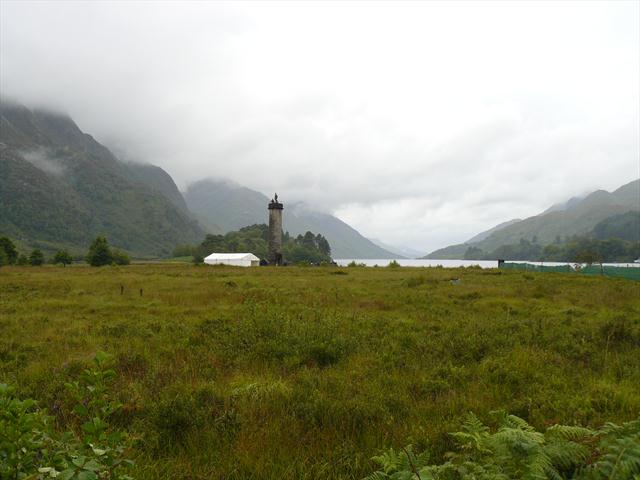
[[268, 193, 283, 265]]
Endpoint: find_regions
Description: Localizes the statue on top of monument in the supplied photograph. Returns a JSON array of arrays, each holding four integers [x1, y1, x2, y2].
[[274, 193, 278, 203]]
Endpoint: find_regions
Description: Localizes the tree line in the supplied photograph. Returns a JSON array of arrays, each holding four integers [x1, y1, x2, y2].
[[0, 236, 130, 267], [464, 236, 639, 263], [173, 224, 333, 265]]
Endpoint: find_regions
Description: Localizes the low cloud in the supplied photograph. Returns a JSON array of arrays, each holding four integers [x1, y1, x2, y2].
[[2, 1, 638, 253], [21, 148, 66, 177]]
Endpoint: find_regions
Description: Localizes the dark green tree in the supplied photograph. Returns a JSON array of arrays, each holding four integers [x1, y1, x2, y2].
[[29, 249, 44, 266], [17, 254, 29, 266], [172, 244, 195, 257], [53, 250, 73, 267], [0, 248, 7, 267], [188, 223, 331, 265], [574, 249, 601, 265], [0, 237, 18, 264], [86, 236, 113, 266], [301, 231, 316, 250], [316, 234, 331, 256]]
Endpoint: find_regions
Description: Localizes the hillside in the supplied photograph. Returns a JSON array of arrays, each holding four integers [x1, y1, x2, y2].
[[424, 179, 640, 258], [0, 100, 204, 256], [125, 162, 190, 213], [592, 211, 640, 242], [425, 218, 521, 259], [369, 238, 422, 258], [184, 179, 397, 258], [465, 218, 522, 243]]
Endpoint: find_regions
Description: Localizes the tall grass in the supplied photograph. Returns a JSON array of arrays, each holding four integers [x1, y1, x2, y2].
[[0, 264, 638, 479]]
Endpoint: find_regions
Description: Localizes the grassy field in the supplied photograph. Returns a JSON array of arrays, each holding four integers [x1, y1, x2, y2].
[[1, 264, 639, 479]]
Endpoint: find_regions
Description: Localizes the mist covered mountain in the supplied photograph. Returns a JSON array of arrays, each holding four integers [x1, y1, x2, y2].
[[368, 238, 422, 258], [465, 219, 522, 244], [0, 100, 204, 256], [424, 179, 640, 259], [184, 179, 396, 258]]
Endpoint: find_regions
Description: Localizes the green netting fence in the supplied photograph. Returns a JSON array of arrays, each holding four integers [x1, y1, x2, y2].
[[500, 262, 640, 281]]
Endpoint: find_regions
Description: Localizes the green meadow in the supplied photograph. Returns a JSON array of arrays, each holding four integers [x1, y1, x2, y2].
[[1, 264, 639, 479]]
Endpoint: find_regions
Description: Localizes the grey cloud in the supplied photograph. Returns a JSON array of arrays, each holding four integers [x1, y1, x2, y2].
[[21, 148, 66, 177], [1, 1, 637, 252]]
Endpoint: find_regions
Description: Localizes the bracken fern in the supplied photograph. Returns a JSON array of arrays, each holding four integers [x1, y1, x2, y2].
[[365, 413, 639, 480]]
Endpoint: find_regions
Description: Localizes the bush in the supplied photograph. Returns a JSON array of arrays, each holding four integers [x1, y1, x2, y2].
[[387, 260, 401, 268], [172, 244, 195, 257], [405, 276, 426, 288], [53, 250, 73, 267], [29, 249, 44, 266], [347, 261, 366, 267], [86, 236, 113, 266], [0, 236, 18, 264], [17, 254, 29, 265], [150, 389, 203, 448], [112, 250, 131, 265], [0, 352, 135, 479]]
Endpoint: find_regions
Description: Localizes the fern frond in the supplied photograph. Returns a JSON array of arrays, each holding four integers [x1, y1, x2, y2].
[[544, 440, 589, 468], [545, 424, 594, 441], [363, 472, 392, 480], [576, 418, 640, 480], [503, 414, 536, 432], [463, 412, 490, 434]]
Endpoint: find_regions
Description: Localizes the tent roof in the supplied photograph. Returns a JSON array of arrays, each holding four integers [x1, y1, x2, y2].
[[204, 252, 260, 261]]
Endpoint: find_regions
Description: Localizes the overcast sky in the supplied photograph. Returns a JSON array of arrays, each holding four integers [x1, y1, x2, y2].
[[1, 1, 638, 252]]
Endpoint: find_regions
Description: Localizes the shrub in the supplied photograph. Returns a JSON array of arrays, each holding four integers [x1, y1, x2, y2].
[[347, 261, 366, 267], [405, 276, 426, 288], [112, 250, 131, 266], [387, 260, 401, 268], [172, 244, 196, 257], [86, 236, 114, 266], [0, 352, 135, 479], [0, 236, 18, 264], [53, 250, 73, 267], [150, 389, 203, 448], [29, 249, 45, 266], [17, 254, 29, 265]]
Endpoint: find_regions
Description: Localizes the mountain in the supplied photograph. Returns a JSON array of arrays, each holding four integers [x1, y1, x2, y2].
[[184, 179, 396, 258], [424, 218, 521, 259], [125, 162, 190, 213], [423, 243, 470, 260], [591, 211, 639, 242], [424, 179, 640, 259], [542, 195, 585, 214], [0, 100, 204, 256], [465, 218, 522, 244], [183, 179, 262, 234], [369, 238, 422, 258], [287, 204, 399, 259]]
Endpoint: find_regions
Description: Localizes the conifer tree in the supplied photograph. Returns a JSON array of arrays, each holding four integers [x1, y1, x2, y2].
[[86, 236, 113, 266]]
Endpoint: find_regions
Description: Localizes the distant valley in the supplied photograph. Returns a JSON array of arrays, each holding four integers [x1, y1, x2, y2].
[[425, 179, 639, 260], [0, 100, 396, 259]]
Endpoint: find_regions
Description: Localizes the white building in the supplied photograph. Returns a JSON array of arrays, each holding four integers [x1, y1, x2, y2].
[[204, 252, 260, 267]]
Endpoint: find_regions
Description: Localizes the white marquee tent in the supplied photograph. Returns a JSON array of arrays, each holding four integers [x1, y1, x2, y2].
[[204, 252, 260, 267]]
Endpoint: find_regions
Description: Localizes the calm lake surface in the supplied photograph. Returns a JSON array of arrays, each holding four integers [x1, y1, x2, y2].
[[335, 259, 640, 269]]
